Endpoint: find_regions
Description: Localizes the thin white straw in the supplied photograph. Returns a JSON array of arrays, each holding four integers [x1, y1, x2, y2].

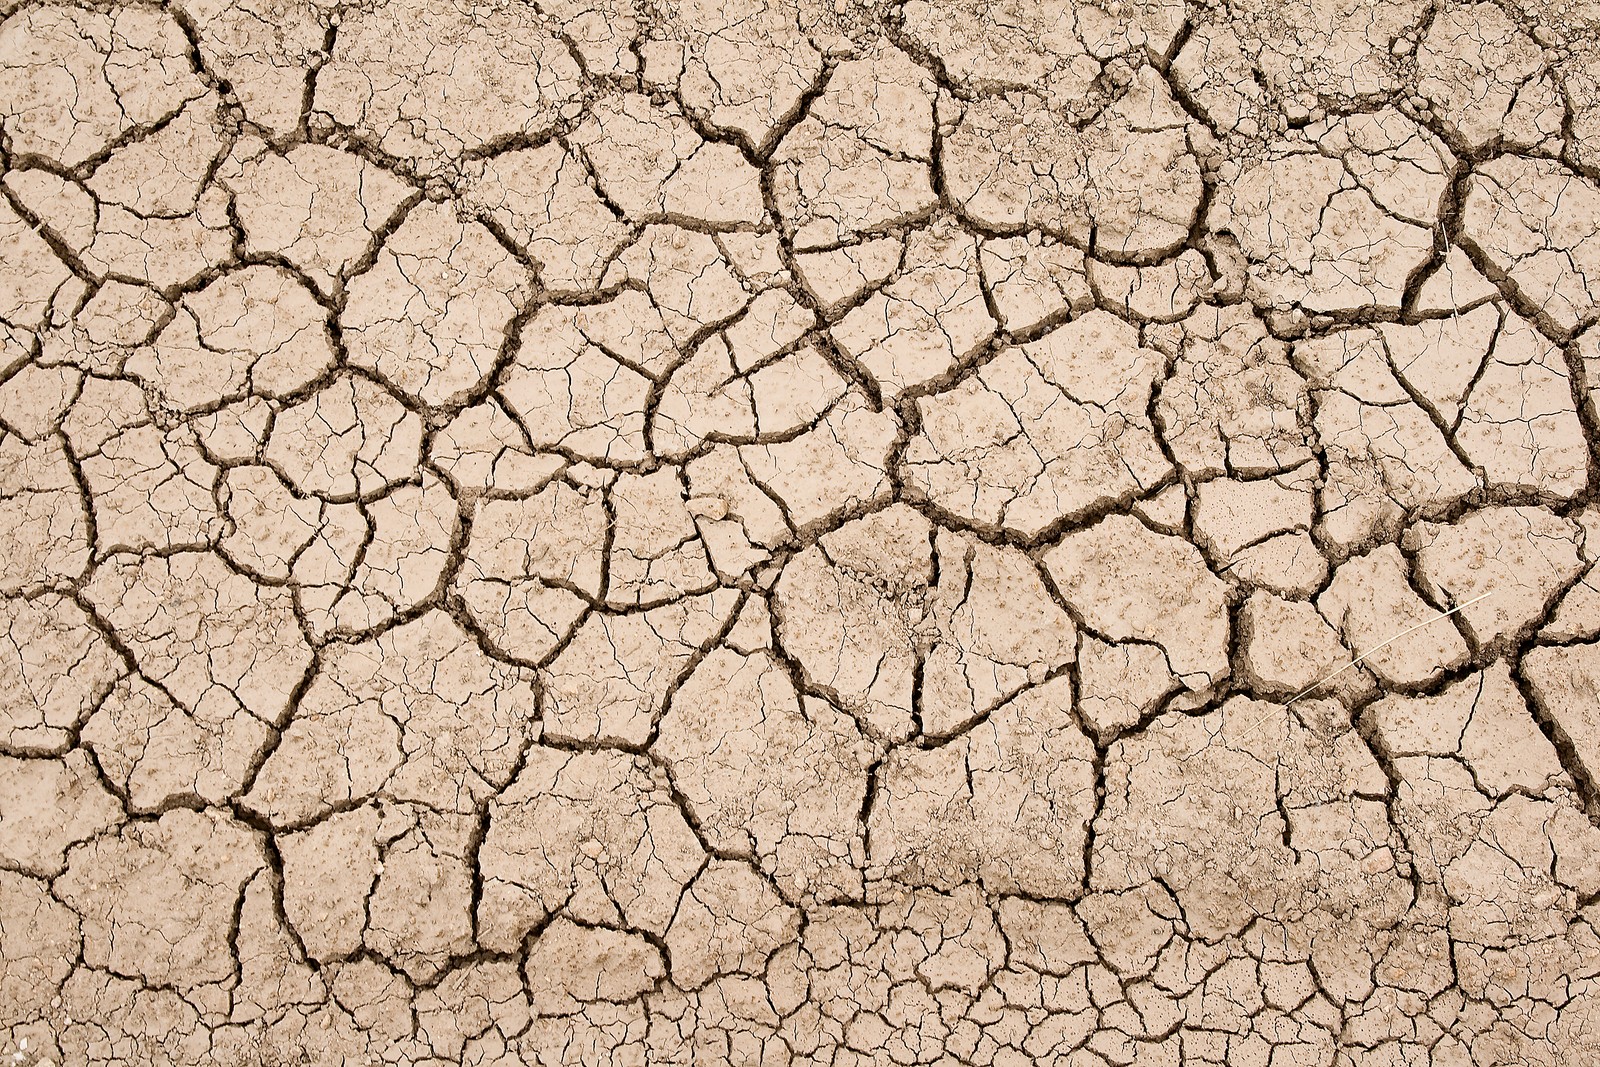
[[1234, 589, 1495, 742]]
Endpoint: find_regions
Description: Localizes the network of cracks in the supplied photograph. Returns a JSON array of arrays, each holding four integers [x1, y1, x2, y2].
[[4, 0, 1600, 1064]]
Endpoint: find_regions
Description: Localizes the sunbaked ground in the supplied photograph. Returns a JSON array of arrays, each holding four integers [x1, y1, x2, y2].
[[4, 0, 1600, 1064]]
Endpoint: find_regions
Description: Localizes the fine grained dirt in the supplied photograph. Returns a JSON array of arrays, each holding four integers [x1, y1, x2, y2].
[[3, 0, 1600, 1063]]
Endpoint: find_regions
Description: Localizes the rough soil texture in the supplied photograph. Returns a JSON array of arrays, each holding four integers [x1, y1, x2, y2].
[[5, 0, 1600, 1064]]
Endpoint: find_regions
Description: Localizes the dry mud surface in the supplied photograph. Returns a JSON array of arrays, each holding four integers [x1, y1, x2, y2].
[[6, 0, 1600, 1064]]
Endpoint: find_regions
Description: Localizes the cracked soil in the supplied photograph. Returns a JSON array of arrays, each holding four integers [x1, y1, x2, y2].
[[5, 0, 1600, 1064]]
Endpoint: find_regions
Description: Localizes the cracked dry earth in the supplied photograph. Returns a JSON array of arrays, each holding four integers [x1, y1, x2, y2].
[[11, 2, 1600, 1067]]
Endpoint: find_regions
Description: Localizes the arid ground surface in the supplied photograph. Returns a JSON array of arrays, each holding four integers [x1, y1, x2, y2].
[[5, 0, 1600, 1064]]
